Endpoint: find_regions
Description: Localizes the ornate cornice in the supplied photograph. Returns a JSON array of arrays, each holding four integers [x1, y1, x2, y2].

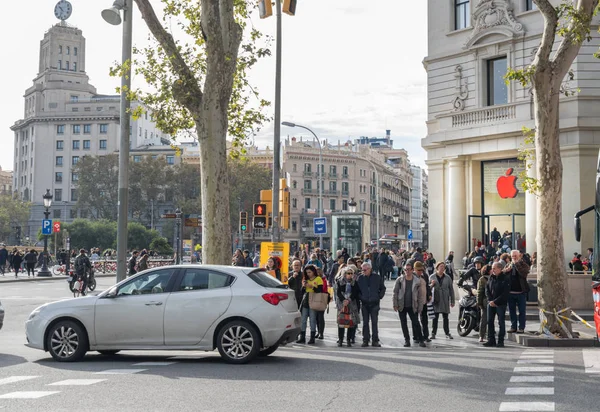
[[464, 0, 525, 49]]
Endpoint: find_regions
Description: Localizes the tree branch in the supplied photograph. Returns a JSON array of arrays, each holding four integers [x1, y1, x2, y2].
[[552, 0, 599, 79], [533, 0, 559, 66], [201, 0, 223, 49], [134, 0, 203, 110]]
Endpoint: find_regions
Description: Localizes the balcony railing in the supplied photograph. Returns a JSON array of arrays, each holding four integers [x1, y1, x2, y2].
[[301, 188, 314, 195], [341, 190, 349, 197], [303, 170, 313, 177], [329, 172, 337, 179], [451, 103, 517, 128]]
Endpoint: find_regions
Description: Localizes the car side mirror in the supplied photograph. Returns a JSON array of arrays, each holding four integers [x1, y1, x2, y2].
[[104, 287, 118, 298]]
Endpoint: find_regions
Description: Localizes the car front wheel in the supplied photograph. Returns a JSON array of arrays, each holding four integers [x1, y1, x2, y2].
[[46, 320, 88, 362], [217, 321, 260, 364]]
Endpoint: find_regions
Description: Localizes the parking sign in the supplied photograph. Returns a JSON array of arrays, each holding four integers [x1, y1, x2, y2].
[[408, 229, 413, 240], [42, 219, 53, 235]]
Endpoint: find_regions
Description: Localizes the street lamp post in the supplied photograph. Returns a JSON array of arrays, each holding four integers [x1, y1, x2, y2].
[[282, 122, 323, 248], [420, 219, 426, 248], [357, 156, 380, 249], [38, 189, 54, 277], [102, 0, 133, 283], [393, 211, 400, 237], [175, 208, 182, 264]]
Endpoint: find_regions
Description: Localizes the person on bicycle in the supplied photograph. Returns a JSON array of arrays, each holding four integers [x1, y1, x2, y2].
[[74, 249, 92, 294]]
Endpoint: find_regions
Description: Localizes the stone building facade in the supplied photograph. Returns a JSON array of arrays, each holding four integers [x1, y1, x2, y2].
[[422, 0, 600, 264]]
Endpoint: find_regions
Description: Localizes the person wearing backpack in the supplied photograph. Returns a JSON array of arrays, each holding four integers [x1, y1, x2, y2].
[[74, 249, 92, 293], [24, 249, 37, 277]]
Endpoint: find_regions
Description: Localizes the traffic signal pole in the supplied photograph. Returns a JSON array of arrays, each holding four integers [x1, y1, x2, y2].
[[271, 0, 283, 243]]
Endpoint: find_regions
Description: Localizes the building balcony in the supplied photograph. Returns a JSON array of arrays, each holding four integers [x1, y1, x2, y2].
[[303, 171, 313, 177], [301, 188, 315, 195], [342, 174, 349, 179], [341, 190, 349, 197], [328, 172, 337, 179], [325, 190, 339, 196], [451, 103, 516, 128]]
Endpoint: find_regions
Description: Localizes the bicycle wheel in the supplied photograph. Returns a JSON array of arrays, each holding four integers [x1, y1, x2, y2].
[[52, 265, 63, 276], [88, 277, 97, 291]]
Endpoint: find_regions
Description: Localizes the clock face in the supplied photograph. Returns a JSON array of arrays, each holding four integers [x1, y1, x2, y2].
[[54, 0, 72, 21]]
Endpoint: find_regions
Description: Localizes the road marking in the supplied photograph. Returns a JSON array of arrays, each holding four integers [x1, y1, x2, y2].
[[510, 376, 554, 383], [505, 387, 555, 395], [517, 359, 554, 364], [0, 376, 39, 386], [499, 402, 555, 411], [513, 367, 554, 373], [133, 361, 177, 366], [0, 391, 60, 399], [94, 369, 147, 375], [48, 379, 107, 386], [582, 349, 600, 373], [519, 355, 554, 359]]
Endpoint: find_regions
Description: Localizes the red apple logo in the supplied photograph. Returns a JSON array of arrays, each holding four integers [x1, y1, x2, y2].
[[497, 168, 518, 199]]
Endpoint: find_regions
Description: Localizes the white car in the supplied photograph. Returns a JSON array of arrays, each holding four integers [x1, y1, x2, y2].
[[26, 265, 301, 364], [0, 300, 4, 330]]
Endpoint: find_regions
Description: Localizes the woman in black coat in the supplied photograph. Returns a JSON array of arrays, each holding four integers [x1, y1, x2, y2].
[[12, 250, 23, 277]]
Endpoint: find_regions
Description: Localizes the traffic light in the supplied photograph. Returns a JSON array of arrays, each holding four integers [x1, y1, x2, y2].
[[279, 178, 290, 230], [253, 203, 267, 216], [283, 0, 296, 16], [258, 0, 272, 19], [253, 216, 267, 229], [239, 211, 248, 232]]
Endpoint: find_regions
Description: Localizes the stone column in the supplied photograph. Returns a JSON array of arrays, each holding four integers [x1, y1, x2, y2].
[[426, 160, 445, 260], [525, 162, 537, 255], [448, 158, 467, 259]]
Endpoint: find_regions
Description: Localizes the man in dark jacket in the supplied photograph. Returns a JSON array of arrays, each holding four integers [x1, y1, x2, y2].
[[287, 260, 304, 309], [378, 251, 390, 281], [242, 250, 254, 267], [491, 227, 501, 248], [484, 261, 511, 347], [357, 262, 386, 347], [24, 249, 37, 277], [128, 250, 139, 277], [503, 249, 530, 334], [328, 255, 344, 285], [413, 261, 432, 342]]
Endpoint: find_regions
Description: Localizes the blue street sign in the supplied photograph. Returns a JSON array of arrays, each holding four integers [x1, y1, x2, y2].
[[42, 219, 53, 235], [407, 229, 413, 240], [314, 217, 327, 235]]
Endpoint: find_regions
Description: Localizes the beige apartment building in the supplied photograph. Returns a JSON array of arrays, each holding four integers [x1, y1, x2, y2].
[[244, 137, 413, 250], [422, 0, 600, 264], [0, 167, 12, 194]]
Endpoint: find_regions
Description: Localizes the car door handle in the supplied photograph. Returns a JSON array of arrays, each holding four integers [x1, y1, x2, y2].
[[145, 301, 163, 306]]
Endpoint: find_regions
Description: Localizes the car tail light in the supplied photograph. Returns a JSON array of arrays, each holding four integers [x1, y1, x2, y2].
[[262, 293, 289, 305]]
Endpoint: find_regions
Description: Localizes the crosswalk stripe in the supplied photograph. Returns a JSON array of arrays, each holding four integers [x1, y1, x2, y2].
[[519, 355, 554, 359], [513, 367, 554, 373], [0, 391, 60, 399], [0, 376, 39, 386], [48, 379, 107, 386], [517, 359, 554, 364], [133, 362, 177, 366], [582, 349, 600, 373], [505, 387, 554, 395], [94, 369, 147, 375], [510, 376, 554, 383], [499, 402, 555, 411]]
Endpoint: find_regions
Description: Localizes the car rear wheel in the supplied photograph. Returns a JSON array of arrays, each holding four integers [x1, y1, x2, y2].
[[259, 344, 280, 357], [97, 350, 120, 356], [217, 321, 260, 364], [46, 320, 88, 362]]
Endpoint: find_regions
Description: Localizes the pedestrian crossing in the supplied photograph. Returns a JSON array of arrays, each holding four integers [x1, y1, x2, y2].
[[499, 349, 555, 412], [0, 361, 177, 400]]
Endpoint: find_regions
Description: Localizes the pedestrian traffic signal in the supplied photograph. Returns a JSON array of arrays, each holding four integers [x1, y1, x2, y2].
[[239, 211, 248, 232], [253, 203, 267, 216], [253, 216, 267, 229], [283, 0, 296, 16]]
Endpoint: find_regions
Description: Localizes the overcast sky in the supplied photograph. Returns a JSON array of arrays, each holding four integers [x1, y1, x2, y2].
[[1, 0, 427, 172]]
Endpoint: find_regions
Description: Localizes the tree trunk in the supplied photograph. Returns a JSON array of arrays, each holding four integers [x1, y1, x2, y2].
[[196, 106, 232, 265], [533, 73, 570, 335]]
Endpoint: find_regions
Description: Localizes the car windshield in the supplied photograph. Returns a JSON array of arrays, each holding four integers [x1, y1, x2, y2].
[[247, 270, 287, 289]]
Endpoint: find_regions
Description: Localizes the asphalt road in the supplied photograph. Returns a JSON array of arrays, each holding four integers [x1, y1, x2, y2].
[[0, 278, 598, 412]]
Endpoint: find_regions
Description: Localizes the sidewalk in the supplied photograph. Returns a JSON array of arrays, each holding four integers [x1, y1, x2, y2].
[[0, 271, 115, 283]]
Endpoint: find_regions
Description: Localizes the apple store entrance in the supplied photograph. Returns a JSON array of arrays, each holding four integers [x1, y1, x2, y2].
[[468, 213, 525, 253]]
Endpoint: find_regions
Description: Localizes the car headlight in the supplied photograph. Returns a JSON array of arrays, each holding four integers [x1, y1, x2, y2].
[[28, 305, 47, 321]]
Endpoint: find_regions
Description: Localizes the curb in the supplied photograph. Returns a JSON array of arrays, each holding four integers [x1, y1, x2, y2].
[[526, 313, 594, 322], [0, 273, 115, 284], [507, 332, 599, 348]]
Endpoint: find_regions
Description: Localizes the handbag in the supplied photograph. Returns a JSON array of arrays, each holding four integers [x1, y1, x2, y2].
[[337, 306, 354, 328], [427, 300, 435, 320], [309, 292, 328, 311]]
